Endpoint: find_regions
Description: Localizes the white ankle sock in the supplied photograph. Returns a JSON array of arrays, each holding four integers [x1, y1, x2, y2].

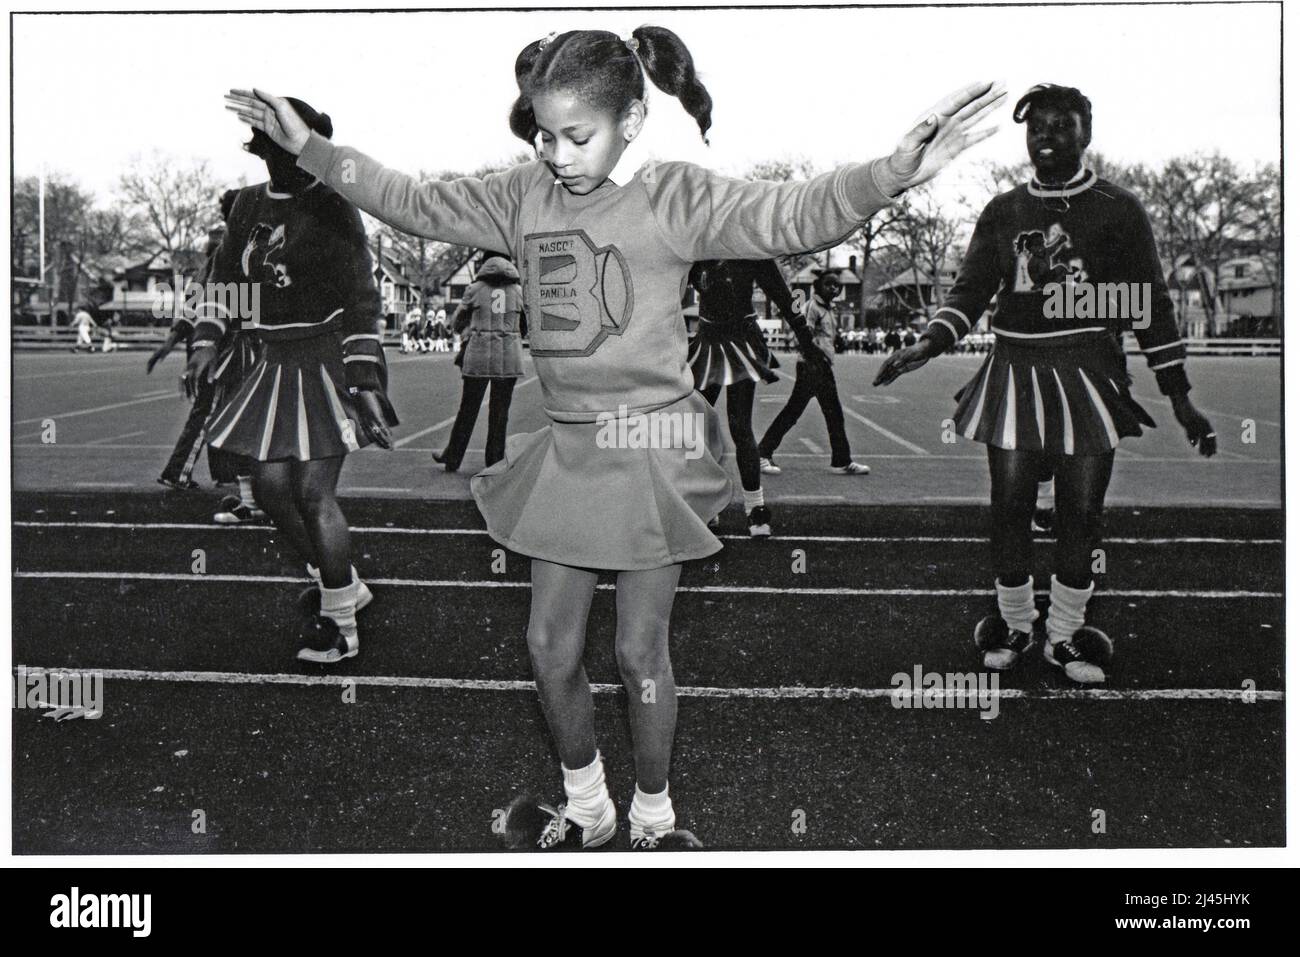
[[995, 577, 1037, 634], [1036, 479, 1054, 510], [561, 753, 613, 829], [1046, 575, 1093, 645], [628, 784, 675, 839], [237, 475, 256, 509], [319, 580, 358, 640], [308, 563, 361, 585], [743, 488, 765, 511]]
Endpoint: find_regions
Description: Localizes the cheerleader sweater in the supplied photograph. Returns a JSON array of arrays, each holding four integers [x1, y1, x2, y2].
[[297, 132, 897, 421], [925, 170, 1190, 395], [192, 180, 387, 391]]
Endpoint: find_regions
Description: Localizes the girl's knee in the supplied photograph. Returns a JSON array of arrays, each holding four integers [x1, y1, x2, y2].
[[526, 620, 583, 677], [614, 623, 671, 678]]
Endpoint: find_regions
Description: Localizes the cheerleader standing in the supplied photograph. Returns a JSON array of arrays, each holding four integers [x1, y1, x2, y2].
[[186, 97, 399, 664], [228, 39, 1001, 847], [687, 258, 819, 536], [876, 84, 1216, 683]]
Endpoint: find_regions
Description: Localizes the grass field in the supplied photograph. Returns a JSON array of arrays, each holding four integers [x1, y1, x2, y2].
[[8, 349, 1285, 852]]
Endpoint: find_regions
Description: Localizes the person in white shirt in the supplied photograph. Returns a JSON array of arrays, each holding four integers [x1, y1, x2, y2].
[[72, 308, 97, 353]]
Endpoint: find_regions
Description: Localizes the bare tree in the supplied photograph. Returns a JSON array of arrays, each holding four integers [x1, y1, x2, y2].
[[880, 184, 963, 321], [13, 174, 151, 320], [118, 153, 222, 258]]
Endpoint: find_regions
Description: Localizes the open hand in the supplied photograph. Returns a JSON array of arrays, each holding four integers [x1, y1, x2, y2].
[[225, 89, 311, 156], [885, 81, 1007, 192], [874, 341, 936, 387]]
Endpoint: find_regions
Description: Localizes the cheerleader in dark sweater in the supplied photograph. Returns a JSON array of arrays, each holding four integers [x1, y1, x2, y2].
[[876, 84, 1216, 683], [687, 258, 818, 536], [185, 98, 398, 663]]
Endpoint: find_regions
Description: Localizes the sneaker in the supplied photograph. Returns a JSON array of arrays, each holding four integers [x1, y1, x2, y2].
[[829, 461, 871, 476], [213, 495, 266, 525], [631, 828, 703, 850], [296, 613, 359, 664], [157, 475, 199, 491], [1032, 507, 1056, 534], [500, 795, 616, 850], [973, 614, 1035, 671], [1044, 626, 1112, 684], [747, 505, 772, 537], [759, 457, 781, 475]]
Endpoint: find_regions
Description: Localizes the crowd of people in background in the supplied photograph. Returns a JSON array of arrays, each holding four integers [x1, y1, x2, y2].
[[400, 304, 458, 354]]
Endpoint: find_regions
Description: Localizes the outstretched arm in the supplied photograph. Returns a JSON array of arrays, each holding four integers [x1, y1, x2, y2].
[[653, 81, 1005, 263], [225, 89, 528, 254]]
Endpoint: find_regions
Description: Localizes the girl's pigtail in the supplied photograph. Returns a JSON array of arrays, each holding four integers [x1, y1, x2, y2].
[[633, 25, 713, 144], [508, 38, 547, 144]]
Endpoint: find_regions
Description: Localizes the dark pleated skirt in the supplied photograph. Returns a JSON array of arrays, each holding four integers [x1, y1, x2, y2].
[[688, 315, 780, 389], [207, 333, 397, 462], [953, 336, 1157, 455]]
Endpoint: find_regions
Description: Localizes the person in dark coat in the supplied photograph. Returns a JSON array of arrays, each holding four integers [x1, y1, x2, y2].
[[433, 254, 526, 472]]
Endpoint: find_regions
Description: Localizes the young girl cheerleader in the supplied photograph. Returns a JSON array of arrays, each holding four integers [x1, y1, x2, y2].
[[687, 258, 821, 537], [186, 97, 399, 664], [227, 31, 1002, 848], [875, 84, 1216, 684]]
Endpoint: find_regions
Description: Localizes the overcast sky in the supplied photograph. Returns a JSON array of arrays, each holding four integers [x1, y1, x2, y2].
[[13, 2, 1282, 205]]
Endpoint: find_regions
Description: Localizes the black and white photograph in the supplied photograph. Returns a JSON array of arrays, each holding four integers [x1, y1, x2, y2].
[[3, 0, 1292, 889]]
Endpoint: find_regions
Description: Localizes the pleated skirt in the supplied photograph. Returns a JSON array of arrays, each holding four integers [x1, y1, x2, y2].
[[953, 337, 1157, 455], [470, 390, 734, 571], [207, 334, 397, 462], [688, 315, 780, 389]]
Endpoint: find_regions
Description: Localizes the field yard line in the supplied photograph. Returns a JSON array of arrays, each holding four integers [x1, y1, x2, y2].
[[12, 571, 1282, 599], [8, 444, 1284, 465], [14, 365, 135, 381], [391, 374, 538, 448], [13, 392, 177, 425], [85, 431, 147, 446], [774, 369, 929, 455], [12, 521, 1281, 546], [10, 665, 1284, 702]]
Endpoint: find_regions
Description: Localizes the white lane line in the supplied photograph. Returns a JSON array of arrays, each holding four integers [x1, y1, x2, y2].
[[71, 482, 135, 489], [774, 369, 930, 455], [799, 438, 825, 454], [10, 666, 1283, 702], [840, 404, 932, 455], [13, 392, 178, 426], [12, 443, 177, 450], [11, 571, 1282, 599], [12, 522, 1281, 546], [85, 431, 147, 446], [391, 374, 538, 448], [7, 444, 1285, 466], [14, 366, 135, 381]]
